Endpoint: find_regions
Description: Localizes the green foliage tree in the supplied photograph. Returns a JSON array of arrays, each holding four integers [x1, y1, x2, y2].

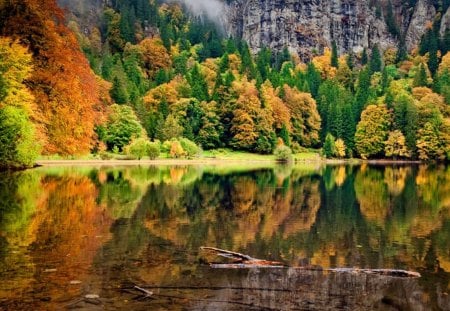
[[189, 64, 209, 102], [435, 69, 450, 104], [323, 133, 336, 158], [306, 63, 322, 98], [161, 114, 184, 141], [100, 104, 145, 151], [273, 145, 293, 162], [239, 42, 258, 79], [361, 48, 368, 65], [125, 137, 150, 160], [198, 101, 223, 149], [279, 123, 291, 147], [256, 47, 272, 81], [390, 91, 418, 154], [385, 0, 400, 37], [369, 45, 382, 73], [0, 106, 40, 168], [354, 68, 371, 122], [331, 41, 339, 68], [0, 38, 40, 168], [110, 76, 129, 104], [428, 38, 439, 76], [413, 63, 428, 87], [179, 137, 200, 157], [147, 141, 161, 160]]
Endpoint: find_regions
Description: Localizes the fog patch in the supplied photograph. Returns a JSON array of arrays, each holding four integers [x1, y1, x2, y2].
[[168, 0, 228, 29]]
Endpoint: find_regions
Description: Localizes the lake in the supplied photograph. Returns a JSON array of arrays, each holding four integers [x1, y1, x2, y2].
[[0, 164, 449, 310]]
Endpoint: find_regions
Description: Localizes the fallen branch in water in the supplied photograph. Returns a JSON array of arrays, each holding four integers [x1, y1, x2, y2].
[[133, 285, 154, 299], [200, 246, 421, 278], [326, 268, 421, 278], [200, 246, 286, 267]]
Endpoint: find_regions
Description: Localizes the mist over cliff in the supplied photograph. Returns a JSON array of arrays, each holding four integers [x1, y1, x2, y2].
[[169, 0, 225, 20]]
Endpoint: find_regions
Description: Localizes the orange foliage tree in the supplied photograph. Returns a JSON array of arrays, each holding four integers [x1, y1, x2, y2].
[[230, 79, 261, 150], [139, 37, 172, 79], [261, 81, 291, 131], [0, 0, 107, 155]]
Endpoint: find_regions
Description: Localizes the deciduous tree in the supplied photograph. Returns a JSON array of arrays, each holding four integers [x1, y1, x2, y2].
[[355, 104, 391, 159], [385, 130, 411, 159], [0, 0, 107, 155], [283, 85, 321, 147]]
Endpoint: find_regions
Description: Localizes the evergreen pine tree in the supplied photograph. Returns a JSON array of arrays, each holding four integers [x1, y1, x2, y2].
[[396, 38, 407, 62], [385, 0, 400, 37], [370, 45, 382, 73], [413, 63, 428, 87], [239, 42, 257, 79], [279, 123, 291, 147], [354, 68, 371, 122], [159, 18, 173, 51], [428, 35, 439, 76], [189, 64, 209, 102], [306, 63, 322, 98], [346, 52, 354, 70], [331, 41, 339, 68], [219, 52, 230, 73], [110, 76, 129, 104], [225, 37, 238, 54], [256, 47, 271, 81], [323, 133, 336, 158], [119, 4, 134, 43], [361, 48, 368, 65]]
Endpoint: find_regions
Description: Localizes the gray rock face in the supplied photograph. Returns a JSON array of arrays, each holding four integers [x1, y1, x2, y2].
[[226, 0, 438, 60], [441, 7, 450, 37], [405, 0, 436, 50]]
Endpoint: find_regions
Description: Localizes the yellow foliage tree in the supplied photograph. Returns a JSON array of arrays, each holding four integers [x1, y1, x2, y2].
[[143, 76, 184, 111], [335, 138, 346, 158], [283, 85, 321, 147], [439, 52, 450, 74], [230, 78, 261, 150], [312, 48, 337, 79], [385, 130, 411, 159], [261, 81, 290, 130], [0, 38, 35, 113]]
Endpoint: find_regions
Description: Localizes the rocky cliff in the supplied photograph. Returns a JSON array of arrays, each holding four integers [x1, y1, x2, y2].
[[226, 0, 449, 60]]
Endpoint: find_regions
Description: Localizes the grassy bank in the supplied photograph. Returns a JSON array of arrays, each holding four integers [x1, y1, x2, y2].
[[38, 148, 323, 163]]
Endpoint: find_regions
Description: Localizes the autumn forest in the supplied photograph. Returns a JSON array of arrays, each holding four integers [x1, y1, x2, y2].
[[1, 0, 450, 168]]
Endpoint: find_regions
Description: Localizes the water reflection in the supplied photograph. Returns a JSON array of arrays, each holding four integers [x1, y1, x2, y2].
[[0, 164, 449, 310]]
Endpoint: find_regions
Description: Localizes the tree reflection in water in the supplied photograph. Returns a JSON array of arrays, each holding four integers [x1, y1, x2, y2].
[[0, 164, 449, 310]]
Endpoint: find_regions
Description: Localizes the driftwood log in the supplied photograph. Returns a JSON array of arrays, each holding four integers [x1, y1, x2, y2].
[[200, 246, 286, 268], [200, 246, 421, 278]]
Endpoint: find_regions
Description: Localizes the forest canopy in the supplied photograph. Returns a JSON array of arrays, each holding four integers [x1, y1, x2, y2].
[[0, 0, 450, 168]]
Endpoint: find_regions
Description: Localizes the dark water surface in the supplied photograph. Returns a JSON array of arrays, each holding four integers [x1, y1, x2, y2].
[[0, 164, 449, 310]]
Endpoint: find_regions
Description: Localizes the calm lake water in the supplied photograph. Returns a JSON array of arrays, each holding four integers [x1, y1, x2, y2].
[[0, 164, 449, 310]]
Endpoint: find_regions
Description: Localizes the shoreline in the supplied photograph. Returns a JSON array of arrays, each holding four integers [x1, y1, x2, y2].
[[34, 158, 425, 167], [35, 158, 281, 167]]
